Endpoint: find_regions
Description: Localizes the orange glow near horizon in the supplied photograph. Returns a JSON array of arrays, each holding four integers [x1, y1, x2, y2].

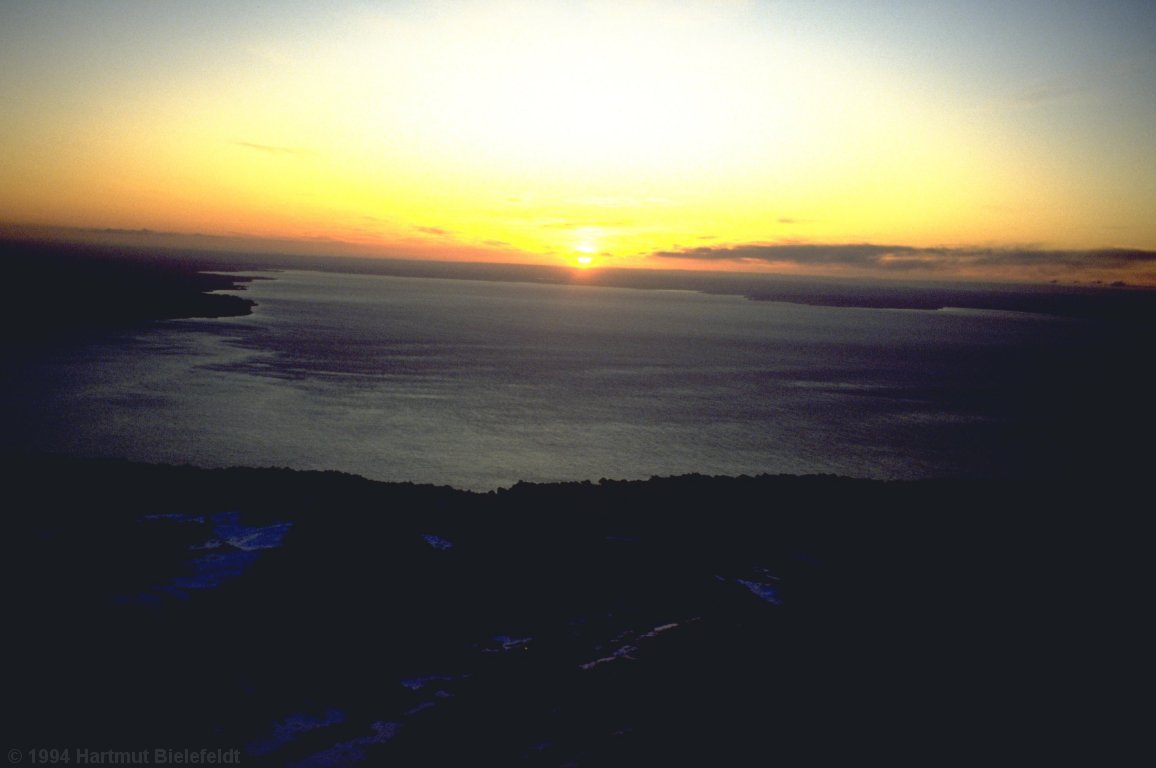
[[2, 1, 1155, 283]]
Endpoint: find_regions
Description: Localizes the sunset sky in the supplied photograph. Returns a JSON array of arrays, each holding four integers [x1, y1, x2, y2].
[[2, 1, 1155, 283]]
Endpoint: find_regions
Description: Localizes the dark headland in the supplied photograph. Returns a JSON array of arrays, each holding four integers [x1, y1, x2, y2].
[[1, 239, 256, 342]]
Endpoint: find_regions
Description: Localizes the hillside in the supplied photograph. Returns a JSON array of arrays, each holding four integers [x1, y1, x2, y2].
[[5, 457, 1143, 764]]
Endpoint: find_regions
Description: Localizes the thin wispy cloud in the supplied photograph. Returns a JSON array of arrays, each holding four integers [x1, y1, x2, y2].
[[87, 227, 157, 236], [233, 141, 314, 158], [540, 219, 631, 230], [565, 195, 675, 209], [1007, 79, 1086, 108]]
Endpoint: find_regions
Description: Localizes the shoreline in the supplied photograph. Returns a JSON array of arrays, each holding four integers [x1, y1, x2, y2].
[[6, 236, 1155, 327]]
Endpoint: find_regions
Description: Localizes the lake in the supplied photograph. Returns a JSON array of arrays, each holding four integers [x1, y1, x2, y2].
[[2, 268, 1124, 490]]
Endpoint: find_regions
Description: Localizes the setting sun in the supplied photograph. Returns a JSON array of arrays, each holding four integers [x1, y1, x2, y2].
[[2, 0, 1154, 283], [2, 3, 1152, 754]]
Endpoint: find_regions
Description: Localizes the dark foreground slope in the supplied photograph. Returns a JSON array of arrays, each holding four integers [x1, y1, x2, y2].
[[4, 458, 1145, 765]]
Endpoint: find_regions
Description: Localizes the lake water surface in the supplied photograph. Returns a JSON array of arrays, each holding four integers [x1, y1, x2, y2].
[[4, 269, 1110, 490]]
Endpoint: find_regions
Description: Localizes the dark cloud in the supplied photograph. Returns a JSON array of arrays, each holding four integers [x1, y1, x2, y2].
[[1085, 248, 1156, 264], [90, 227, 155, 236], [959, 247, 1156, 269], [657, 243, 927, 268], [415, 226, 452, 236], [654, 243, 1156, 275]]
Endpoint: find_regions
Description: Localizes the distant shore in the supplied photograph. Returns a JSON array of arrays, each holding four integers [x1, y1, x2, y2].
[[5, 237, 1156, 334]]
